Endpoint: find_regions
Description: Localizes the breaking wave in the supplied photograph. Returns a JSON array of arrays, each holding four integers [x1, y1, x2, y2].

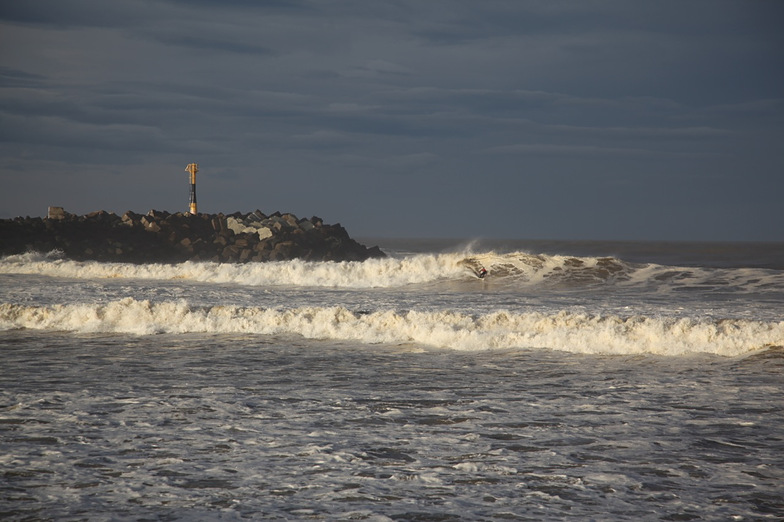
[[1, 298, 781, 356], [0, 251, 462, 288], [1, 250, 782, 293]]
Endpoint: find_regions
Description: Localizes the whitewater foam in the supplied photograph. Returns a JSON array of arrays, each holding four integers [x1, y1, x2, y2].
[[3, 250, 781, 295], [0, 251, 468, 288], [1, 299, 780, 356]]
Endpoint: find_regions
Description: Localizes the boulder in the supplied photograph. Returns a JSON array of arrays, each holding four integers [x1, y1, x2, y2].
[[48, 207, 66, 220], [0, 208, 385, 263]]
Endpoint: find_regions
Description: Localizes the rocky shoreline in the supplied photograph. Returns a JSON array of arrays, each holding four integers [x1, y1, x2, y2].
[[0, 208, 385, 263]]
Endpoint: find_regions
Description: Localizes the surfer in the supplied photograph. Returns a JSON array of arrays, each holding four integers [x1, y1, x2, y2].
[[477, 267, 487, 279]]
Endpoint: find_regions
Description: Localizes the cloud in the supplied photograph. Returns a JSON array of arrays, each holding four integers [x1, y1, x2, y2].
[[0, 67, 47, 88], [351, 59, 413, 77], [149, 33, 275, 56], [0, 1, 136, 27], [290, 130, 355, 148], [543, 125, 732, 138], [1, 0, 782, 239], [485, 143, 660, 158]]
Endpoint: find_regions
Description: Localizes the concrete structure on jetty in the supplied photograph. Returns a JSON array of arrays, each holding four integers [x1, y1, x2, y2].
[[0, 208, 384, 263]]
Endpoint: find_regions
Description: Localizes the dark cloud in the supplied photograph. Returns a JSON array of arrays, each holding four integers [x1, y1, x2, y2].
[[0, 66, 47, 88], [150, 33, 275, 56], [0, 0, 152, 28], [1, 0, 782, 240]]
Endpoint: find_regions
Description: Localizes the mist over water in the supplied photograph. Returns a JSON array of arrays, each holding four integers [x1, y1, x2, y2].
[[1, 239, 783, 519]]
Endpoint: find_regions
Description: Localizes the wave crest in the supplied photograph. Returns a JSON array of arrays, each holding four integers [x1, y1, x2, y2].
[[0, 252, 467, 288], [1, 299, 781, 356], [2, 250, 782, 293]]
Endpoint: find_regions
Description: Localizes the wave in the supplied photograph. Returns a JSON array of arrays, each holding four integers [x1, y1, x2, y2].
[[1, 250, 782, 293], [0, 251, 465, 288], [459, 252, 784, 293], [1, 298, 781, 356]]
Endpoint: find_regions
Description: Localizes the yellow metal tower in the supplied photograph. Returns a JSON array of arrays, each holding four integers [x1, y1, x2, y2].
[[185, 163, 198, 214]]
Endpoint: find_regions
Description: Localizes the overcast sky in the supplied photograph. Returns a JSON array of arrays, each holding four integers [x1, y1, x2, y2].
[[1, 1, 782, 241]]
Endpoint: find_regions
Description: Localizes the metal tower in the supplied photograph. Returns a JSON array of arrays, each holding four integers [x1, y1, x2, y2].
[[185, 163, 198, 214]]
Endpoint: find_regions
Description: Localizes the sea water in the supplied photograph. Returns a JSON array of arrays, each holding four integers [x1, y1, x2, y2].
[[1, 239, 782, 520]]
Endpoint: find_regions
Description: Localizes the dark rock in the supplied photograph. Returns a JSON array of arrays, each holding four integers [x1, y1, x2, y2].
[[0, 208, 385, 264], [48, 207, 67, 220]]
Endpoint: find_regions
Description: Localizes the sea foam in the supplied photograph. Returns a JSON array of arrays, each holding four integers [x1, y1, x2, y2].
[[0, 252, 467, 288], [3, 250, 782, 293], [1, 298, 781, 356]]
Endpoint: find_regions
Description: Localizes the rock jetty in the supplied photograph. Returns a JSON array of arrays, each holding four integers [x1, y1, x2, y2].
[[0, 208, 385, 263]]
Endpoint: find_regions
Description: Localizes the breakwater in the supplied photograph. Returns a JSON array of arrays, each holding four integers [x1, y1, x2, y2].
[[0, 208, 384, 263]]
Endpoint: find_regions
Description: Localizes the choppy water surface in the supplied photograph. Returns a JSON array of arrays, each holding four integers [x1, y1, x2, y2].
[[1, 239, 783, 520], [3, 333, 783, 521]]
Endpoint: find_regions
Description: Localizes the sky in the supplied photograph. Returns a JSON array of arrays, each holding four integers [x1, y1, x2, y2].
[[1, 0, 782, 241]]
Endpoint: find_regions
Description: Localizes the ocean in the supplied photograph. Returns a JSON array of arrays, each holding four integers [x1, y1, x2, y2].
[[1, 238, 782, 521]]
